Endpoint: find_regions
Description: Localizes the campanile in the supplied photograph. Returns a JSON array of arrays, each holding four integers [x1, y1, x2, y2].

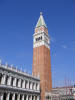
[[33, 13, 52, 100]]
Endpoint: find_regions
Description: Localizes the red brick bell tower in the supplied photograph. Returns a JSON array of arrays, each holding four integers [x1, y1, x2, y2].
[[32, 12, 52, 100]]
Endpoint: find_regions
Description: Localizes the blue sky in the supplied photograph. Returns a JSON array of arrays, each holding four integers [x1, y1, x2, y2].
[[0, 0, 75, 87]]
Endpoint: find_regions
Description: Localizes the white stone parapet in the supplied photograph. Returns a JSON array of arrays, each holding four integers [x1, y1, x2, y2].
[[0, 63, 40, 80]]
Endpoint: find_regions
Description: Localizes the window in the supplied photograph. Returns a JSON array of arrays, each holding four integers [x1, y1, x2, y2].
[[36, 36, 42, 42], [0, 73, 2, 84], [11, 77, 14, 86], [6, 76, 9, 85], [16, 78, 19, 87]]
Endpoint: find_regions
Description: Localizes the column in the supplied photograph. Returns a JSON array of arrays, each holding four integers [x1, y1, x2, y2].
[[26, 95, 28, 100], [13, 77, 17, 87], [30, 95, 32, 100], [37, 96, 40, 100], [34, 83, 36, 90], [12, 93, 15, 100], [18, 79, 21, 88], [37, 83, 40, 91], [22, 95, 24, 100], [17, 94, 20, 100], [30, 82, 32, 90], [33, 96, 35, 100], [27, 81, 29, 89], [22, 80, 25, 88], [6, 93, 10, 100], [7, 76, 12, 86], [1, 74, 6, 85], [0, 94, 3, 100]]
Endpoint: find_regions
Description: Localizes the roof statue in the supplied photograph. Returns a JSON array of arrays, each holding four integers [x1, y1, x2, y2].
[[36, 12, 47, 28]]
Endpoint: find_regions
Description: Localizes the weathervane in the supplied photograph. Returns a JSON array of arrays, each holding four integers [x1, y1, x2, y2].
[[40, 12, 43, 15]]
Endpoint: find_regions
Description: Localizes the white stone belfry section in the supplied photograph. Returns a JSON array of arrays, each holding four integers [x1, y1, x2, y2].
[[33, 13, 50, 49]]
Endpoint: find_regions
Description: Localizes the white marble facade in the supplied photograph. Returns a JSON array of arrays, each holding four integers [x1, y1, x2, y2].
[[0, 63, 40, 100]]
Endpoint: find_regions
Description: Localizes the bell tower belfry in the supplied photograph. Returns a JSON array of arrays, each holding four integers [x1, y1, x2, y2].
[[33, 12, 52, 100]]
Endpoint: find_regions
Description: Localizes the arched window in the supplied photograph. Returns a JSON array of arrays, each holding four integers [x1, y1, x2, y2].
[[3, 93, 7, 100], [6, 76, 9, 85], [25, 80, 28, 89], [21, 79, 23, 88], [9, 93, 12, 100], [0, 73, 2, 85], [11, 77, 14, 86], [15, 94, 18, 100], [16, 78, 19, 87], [20, 95, 22, 100]]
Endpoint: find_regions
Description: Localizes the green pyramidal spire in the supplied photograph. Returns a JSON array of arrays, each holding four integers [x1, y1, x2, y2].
[[36, 12, 47, 28]]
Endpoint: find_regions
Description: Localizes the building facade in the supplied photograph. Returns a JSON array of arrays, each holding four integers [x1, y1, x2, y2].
[[45, 87, 75, 100], [32, 12, 52, 100], [0, 62, 40, 100], [0, 12, 74, 100]]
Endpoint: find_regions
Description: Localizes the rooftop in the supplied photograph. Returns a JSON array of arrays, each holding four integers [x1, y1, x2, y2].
[[36, 12, 47, 28]]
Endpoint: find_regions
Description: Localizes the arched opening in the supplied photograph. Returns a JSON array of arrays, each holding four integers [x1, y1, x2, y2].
[[11, 77, 14, 86], [16, 78, 19, 87], [3, 93, 7, 100], [32, 96, 34, 100], [21, 79, 23, 88], [0, 73, 2, 85], [24, 95, 26, 100], [15, 94, 18, 100], [32, 83, 34, 90], [20, 95, 22, 100], [9, 93, 12, 100], [6, 76, 9, 85], [35, 96, 37, 100], [25, 81, 28, 89], [29, 82, 31, 89], [29, 95, 31, 100], [36, 83, 38, 90]]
